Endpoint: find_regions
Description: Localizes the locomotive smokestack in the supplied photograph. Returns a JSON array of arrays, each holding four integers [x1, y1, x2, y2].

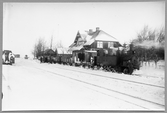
[[129, 43, 134, 51]]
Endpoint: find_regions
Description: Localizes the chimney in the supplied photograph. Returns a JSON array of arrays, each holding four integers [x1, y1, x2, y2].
[[96, 27, 100, 31], [88, 29, 93, 35]]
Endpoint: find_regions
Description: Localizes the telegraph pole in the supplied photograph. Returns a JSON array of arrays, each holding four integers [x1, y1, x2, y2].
[[50, 33, 53, 49]]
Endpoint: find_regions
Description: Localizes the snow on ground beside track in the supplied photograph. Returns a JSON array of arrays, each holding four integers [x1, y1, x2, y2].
[[2, 58, 151, 110], [29, 60, 164, 106], [17, 58, 165, 106], [133, 61, 165, 78]]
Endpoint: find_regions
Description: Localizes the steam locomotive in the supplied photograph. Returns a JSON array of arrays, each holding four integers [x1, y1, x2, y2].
[[39, 44, 140, 75]]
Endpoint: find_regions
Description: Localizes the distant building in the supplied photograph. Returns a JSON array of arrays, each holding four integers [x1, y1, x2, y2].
[[44, 49, 55, 56]]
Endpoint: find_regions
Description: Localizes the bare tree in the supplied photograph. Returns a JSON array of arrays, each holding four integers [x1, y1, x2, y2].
[[53, 40, 63, 50], [157, 27, 165, 44], [133, 25, 155, 44], [32, 38, 46, 59], [131, 26, 165, 67], [132, 25, 164, 48], [55, 40, 64, 48], [31, 44, 37, 59], [52, 40, 67, 54]]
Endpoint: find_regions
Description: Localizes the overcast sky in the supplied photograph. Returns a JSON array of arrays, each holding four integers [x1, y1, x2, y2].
[[3, 2, 165, 58]]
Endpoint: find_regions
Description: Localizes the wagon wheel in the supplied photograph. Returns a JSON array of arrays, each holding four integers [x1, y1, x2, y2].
[[82, 64, 85, 68], [115, 66, 121, 73], [106, 66, 111, 72], [96, 65, 100, 70], [91, 65, 94, 70], [110, 68, 116, 73], [88, 65, 90, 69], [103, 65, 107, 71]]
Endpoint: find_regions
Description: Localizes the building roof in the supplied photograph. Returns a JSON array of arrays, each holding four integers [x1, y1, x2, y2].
[[56, 48, 71, 54], [69, 30, 87, 51], [95, 30, 119, 42], [68, 45, 83, 51], [69, 28, 121, 51], [44, 49, 55, 55], [73, 31, 86, 43], [84, 36, 95, 46], [84, 30, 120, 46]]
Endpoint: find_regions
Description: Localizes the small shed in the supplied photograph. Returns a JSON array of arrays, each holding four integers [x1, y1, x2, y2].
[[44, 49, 55, 56]]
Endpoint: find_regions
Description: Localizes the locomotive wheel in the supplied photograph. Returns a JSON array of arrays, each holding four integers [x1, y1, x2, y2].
[[115, 67, 121, 73], [123, 68, 129, 74], [129, 69, 134, 75], [102, 66, 106, 71]]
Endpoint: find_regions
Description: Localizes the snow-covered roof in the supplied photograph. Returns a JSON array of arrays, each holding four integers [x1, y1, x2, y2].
[[94, 30, 118, 42], [57, 48, 70, 54], [69, 43, 76, 48], [84, 50, 97, 53], [68, 45, 83, 51], [44, 49, 55, 55], [69, 30, 88, 51], [73, 31, 87, 43], [84, 37, 95, 46], [84, 30, 121, 46]]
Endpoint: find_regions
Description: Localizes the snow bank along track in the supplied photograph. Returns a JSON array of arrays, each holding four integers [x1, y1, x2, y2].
[[28, 65, 164, 110]]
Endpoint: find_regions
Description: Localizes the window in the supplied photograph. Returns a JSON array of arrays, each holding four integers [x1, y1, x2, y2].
[[97, 41, 103, 48], [108, 42, 114, 48]]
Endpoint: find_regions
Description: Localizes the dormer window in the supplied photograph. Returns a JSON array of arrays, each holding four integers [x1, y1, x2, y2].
[[97, 41, 103, 48]]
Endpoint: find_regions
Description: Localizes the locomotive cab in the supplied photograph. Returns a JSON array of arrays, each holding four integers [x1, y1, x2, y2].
[[120, 45, 140, 74]]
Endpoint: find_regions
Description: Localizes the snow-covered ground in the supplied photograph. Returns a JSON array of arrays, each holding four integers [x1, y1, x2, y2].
[[133, 60, 165, 78], [2, 58, 165, 111]]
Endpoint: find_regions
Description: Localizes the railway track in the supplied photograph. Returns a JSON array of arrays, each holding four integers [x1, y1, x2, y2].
[[24, 64, 164, 110], [43, 63, 164, 88]]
